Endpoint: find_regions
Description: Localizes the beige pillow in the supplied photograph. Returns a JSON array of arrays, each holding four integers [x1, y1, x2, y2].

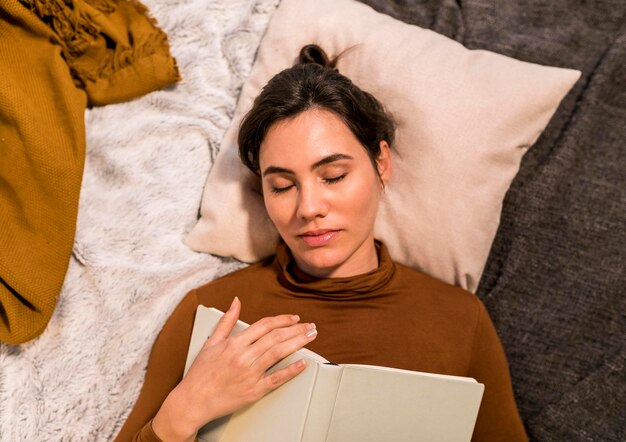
[[186, 0, 580, 292]]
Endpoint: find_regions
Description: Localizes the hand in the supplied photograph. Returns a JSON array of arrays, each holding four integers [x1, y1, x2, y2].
[[152, 297, 317, 441]]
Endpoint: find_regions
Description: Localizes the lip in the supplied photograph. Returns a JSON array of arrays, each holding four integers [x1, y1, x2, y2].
[[298, 229, 340, 247]]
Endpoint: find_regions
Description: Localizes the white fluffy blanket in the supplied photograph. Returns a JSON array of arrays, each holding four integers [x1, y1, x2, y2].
[[0, 0, 279, 439]]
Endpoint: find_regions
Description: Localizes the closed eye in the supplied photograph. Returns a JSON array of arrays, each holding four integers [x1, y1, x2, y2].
[[324, 173, 347, 184], [271, 184, 294, 194], [270, 173, 347, 194]]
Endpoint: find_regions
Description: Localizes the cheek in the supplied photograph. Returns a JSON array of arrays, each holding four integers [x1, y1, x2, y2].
[[263, 192, 292, 229], [340, 172, 381, 215]]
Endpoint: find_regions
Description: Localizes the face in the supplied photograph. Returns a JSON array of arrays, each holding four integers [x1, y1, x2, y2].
[[259, 108, 392, 278]]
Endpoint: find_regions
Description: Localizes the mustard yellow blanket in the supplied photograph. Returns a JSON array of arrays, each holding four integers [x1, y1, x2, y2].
[[0, 0, 179, 344]]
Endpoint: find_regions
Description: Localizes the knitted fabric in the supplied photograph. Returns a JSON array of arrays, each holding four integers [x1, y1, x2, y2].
[[0, 0, 179, 344]]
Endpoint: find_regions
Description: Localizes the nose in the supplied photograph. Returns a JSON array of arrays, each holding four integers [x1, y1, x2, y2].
[[296, 183, 328, 221]]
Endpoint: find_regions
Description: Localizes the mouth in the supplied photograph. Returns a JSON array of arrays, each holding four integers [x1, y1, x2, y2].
[[298, 229, 341, 247]]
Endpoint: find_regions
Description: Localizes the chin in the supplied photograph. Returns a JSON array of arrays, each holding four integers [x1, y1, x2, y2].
[[296, 247, 347, 275]]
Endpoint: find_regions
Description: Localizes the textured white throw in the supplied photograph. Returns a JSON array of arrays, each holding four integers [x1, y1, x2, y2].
[[0, 0, 279, 440]]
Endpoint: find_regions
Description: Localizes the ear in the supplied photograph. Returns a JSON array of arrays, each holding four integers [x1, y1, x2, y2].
[[376, 140, 392, 187]]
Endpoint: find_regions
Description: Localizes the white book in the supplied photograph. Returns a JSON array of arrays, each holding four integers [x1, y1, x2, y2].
[[184, 306, 484, 442]]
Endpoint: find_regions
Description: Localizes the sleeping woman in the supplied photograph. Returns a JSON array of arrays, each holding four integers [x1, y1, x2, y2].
[[116, 44, 528, 442]]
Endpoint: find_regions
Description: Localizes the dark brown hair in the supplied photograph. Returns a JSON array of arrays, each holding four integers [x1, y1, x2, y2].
[[238, 44, 395, 177]]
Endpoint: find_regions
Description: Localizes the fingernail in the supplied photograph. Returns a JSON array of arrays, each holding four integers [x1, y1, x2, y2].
[[306, 328, 318, 338], [291, 314, 300, 322], [306, 323, 316, 331], [228, 296, 238, 312]]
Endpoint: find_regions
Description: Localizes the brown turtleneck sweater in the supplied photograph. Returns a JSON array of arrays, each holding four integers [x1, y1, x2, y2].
[[116, 242, 527, 441]]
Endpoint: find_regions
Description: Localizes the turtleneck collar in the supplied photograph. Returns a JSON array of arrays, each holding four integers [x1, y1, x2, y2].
[[273, 240, 395, 299]]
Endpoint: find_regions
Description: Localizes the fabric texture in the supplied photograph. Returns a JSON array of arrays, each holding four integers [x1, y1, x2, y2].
[[0, 0, 622, 440], [0, 1, 280, 439], [185, 0, 580, 293], [116, 242, 527, 441], [355, 0, 626, 440], [18, 0, 180, 106], [0, 0, 179, 344], [131, 421, 164, 442], [0, 0, 87, 344]]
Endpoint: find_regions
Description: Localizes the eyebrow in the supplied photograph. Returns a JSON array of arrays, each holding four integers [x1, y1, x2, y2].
[[262, 153, 353, 177]]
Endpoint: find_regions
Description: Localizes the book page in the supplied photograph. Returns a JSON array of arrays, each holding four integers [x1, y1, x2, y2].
[[343, 363, 478, 382], [219, 352, 321, 442], [325, 365, 484, 442], [300, 363, 343, 442]]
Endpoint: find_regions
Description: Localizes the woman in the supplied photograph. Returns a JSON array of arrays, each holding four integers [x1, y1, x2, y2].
[[116, 45, 527, 441]]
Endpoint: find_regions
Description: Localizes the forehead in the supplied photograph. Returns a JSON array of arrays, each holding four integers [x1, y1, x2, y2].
[[259, 108, 368, 167]]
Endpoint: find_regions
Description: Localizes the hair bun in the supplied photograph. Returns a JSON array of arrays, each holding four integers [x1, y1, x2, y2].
[[298, 44, 337, 69]]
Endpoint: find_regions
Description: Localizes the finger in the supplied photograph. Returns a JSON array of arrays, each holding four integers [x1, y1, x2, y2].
[[242, 322, 316, 363], [251, 324, 317, 371], [257, 358, 308, 396], [236, 314, 301, 346], [206, 296, 241, 346]]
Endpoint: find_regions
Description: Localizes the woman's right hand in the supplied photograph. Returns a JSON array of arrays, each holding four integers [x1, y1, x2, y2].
[[151, 296, 317, 441]]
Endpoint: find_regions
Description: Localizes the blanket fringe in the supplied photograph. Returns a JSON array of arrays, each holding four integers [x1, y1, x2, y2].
[[20, 0, 113, 57], [19, 0, 179, 99]]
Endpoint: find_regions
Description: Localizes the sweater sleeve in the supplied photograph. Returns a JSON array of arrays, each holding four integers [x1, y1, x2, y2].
[[114, 290, 200, 442], [131, 420, 163, 442], [469, 301, 528, 442]]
